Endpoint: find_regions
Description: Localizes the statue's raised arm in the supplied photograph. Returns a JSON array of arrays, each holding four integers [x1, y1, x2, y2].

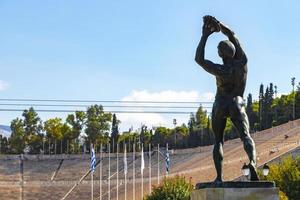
[[219, 22, 247, 64], [195, 16, 230, 77]]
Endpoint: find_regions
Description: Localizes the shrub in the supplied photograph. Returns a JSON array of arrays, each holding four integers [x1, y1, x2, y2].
[[260, 155, 300, 200], [145, 176, 193, 200]]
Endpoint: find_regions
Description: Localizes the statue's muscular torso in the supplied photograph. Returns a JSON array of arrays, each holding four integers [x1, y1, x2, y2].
[[215, 60, 247, 98]]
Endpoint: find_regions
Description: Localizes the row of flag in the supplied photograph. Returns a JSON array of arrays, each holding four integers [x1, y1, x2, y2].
[[90, 145, 170, 175], [90, 144, 171, 200]]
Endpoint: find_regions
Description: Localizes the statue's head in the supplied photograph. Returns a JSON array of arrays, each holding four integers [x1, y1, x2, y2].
[[218, 40, 235, 59]]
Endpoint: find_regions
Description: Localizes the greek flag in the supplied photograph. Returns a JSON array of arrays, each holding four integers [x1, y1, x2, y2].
[[165, 152, 170, 174], [90, 146, 96, 173]]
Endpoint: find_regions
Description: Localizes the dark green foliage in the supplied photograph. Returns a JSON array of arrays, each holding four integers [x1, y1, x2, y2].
[[22, 107, 44, 153], [44, 117, 71, 154], [9, 118, 25, 153], [145, 176, 193, 200], [9, 108, 43, 154], [111, 114, 120, 152], [66, 111, 86, 140], [85, 104, 112, 146], [260, 156, 300, 200], [66, 111, 86, 153], [195, 105, 208, 129], [188, 113, 196, 133], [246, 93, 255, 131], [139, 125, 152, 150], [152, 126, 170, 147], [0, 135, 9, 153], [118, 131, 139, 152]]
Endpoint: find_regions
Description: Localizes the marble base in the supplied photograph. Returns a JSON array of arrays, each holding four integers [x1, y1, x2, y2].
[[191, 182, 279, 200]]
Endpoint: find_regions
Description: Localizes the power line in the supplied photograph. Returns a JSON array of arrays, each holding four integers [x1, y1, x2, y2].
[[0, 103, 212, 109], [0, 98, 214, 104], [0, 108, 207, 114]]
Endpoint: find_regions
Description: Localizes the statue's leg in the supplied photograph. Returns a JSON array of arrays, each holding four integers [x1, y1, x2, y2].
[[230, 97, 259, 181], [212, 103, 227, 183]]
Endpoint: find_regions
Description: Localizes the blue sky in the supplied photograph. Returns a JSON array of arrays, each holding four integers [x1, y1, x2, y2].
[[0, 1, 300, 130]]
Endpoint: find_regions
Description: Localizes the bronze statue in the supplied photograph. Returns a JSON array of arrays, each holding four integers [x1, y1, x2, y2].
[[195, 15, 259, 182]]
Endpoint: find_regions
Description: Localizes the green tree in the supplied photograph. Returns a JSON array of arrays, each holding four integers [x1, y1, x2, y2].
[[274, 94, 293, 124], [111, 114, 120, 152], [188, 113, 196, 133], [44, 118, 64, 140], [195, 105, 208, 129], [246, 93, 257, 132], [22, 107, 43, 153], [66, 111, 86, 139], [60, 122, 72, 153], [188, 113, 197, 147], [85, 105, 112, 147], [0, 135, 9, 154], [172, 124, 189, 148], [118, 131, 139, 152], [44, 117, 65, 154], [152, 127, 171, 147], [9, 118, 25, 153], [262, 83, 274, 129], [295, 82, 300, 119], [66, 111, 86, 153]]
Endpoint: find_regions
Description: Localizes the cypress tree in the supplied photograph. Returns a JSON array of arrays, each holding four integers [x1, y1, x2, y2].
[[111, 114, 119, 152], [259, 84, 264, 130], [246, 93, 255, 132]]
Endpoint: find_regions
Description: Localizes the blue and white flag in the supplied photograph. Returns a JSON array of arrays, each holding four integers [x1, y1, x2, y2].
[[90, 146, 96, 173], [165, 152, 170, 174]]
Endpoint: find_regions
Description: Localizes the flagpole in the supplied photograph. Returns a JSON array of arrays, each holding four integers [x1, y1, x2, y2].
[[91, 168, 93, 200], [108, 143, 111, 200], [133, 142, 135, 200], [91, 143, 93, 200], [117, 142, 119, 200], [157, 144, 160, 185], [100, 143, 102, 200], [149, 143, 151, 194], [166, 143, 169, 176], [124, 143, 127, 200], [141, 144, 144, 200]]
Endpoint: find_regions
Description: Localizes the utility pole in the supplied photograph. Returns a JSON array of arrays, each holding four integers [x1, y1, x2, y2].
[[0, 135, 2, 154], [259, 84, 263, 131], [275, 85, 278, 124], [291, 77, 296, 120], [173, 119, 177, 149], [20, 154, 24, 200]]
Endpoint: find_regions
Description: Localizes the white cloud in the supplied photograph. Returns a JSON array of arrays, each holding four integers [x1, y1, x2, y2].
[[117, 90, 214, 132], [0, 80, 9, 91]]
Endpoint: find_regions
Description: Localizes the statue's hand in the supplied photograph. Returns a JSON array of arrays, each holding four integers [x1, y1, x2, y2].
[[202, 15, 220, 36], [202, 23, 214, 36]]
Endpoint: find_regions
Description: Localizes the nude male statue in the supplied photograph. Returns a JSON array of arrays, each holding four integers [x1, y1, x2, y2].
[[195, 15, 259, 182]]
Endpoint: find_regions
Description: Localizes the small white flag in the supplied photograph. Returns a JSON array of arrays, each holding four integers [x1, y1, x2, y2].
[[124, 146, 128, 175], [141, 146, 145, 174]]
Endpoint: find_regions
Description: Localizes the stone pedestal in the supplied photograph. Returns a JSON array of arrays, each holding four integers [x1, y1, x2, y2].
[[191, 181, 279, 200]]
